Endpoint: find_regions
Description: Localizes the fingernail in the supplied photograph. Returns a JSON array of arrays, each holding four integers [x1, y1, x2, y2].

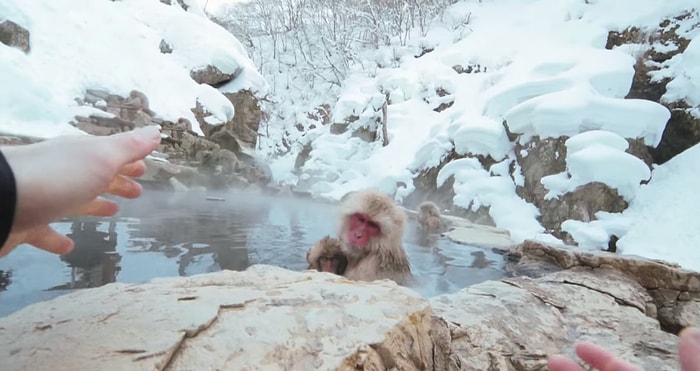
[[133, 126, 161, 142], [681, 327, 700, 345]]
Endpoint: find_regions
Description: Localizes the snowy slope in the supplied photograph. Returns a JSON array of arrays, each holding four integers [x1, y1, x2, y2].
[[616, 143, 700, 271], [0, 0, 266, 138], [261, 0, 700, 269]]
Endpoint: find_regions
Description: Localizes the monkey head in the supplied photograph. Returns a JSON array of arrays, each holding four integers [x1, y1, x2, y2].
[[338, 190, 405, 258], [318, 255, 346, 274], [307, 236, 347, 275], [418, 201, 440, 217]]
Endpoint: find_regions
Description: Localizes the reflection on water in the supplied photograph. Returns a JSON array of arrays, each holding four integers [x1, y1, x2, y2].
[[0, 190, 505, 317]]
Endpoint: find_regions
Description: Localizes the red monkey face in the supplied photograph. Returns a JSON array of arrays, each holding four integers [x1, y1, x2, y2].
[[346, 213, 381, 250], [319, 256, 338, 273]]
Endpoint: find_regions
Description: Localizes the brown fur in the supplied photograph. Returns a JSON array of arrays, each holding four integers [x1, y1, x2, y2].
[[306, 236, 347, 275], [127, 90, 149, 111], [417, 201, 444, 233], [336, 189, 411, 283]]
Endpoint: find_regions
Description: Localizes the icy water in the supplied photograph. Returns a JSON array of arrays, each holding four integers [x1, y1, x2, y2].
[[0, 189, 505, 317]]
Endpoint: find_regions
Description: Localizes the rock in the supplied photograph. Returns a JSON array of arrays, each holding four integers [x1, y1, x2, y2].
[[0, 251, 691, 370], [510, 240, 699, 289], [221, 90, 264, 150], [330, 122, 349, 134], [652, 289, 700, 333], [236, 154, 273, 186], [0, 20, 30, 53], [451, 64, 485, 74], [192, 90, 263, 155], [190, 65, 239, 86], [175, 0, 189, 11], [649, 108, 700, 165], [513, 136, 629, 243], [404, 150, 461, 211], [507, 240, 700, 333], [430, 268, 679, 370], [0, 135, 40, 146], [209, 128, 243, 154], [73, 90, 155, 135], [607, 13, 700, 165], [441, 217, 514, 250], [402, 207, 513, 249], [159, 39, 173, 54], [0, 266, 433, 371], [626, 137, 654, 168], [178, 131, 220, 158], [73, 115, 134, 135], [139, 157, 183, 182], [294, 142, 313, 170]]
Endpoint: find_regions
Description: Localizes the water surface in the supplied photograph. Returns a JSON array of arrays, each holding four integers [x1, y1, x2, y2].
[[0, 190, 505, 317]]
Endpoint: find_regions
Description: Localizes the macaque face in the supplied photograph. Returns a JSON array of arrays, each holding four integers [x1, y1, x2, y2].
[[319, 256, 341, 273], [346, 213, 381, 249]]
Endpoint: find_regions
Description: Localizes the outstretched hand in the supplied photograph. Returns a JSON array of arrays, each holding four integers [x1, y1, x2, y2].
[[0, 126, 161, 257], [548, 327, 700, 371]]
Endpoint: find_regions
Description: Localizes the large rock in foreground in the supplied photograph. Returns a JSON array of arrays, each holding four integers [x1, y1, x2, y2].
[[508, 240, 700, 333], [431, 268, 679, 370], [1, 244, 694, 370], [0, 266, 432, 371]]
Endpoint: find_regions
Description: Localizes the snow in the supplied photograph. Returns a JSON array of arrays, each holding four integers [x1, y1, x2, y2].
[[2, 0, 700, 272], [258, 0, 699, 271], [568, 143, 700, 272], [616, 143, 700, 270], [541, 131, 651, 201], [659, 34, 700, 108], [437, 158, 545, 242], [0, 0, 265, 138], [502, 84, 670, 146]]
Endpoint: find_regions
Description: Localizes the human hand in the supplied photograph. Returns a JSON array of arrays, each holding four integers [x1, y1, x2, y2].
[[0, 126, 161, 257], [547, 342, 641, 371], [548, 327, 700, 371]]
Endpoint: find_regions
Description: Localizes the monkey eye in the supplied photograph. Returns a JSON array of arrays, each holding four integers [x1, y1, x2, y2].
[[368, 221, 380, 230], [356, 214, 366, 223]]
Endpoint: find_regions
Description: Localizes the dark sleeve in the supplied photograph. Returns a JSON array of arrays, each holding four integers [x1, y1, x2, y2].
[[0, 149, 17, 250]]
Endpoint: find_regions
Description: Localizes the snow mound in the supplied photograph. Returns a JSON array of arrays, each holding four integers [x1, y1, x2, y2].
[[0, 0, 266, 138]]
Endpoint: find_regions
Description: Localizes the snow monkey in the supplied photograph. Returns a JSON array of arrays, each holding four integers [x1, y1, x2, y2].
[[306, 235, 347, 275], [331, 189, 412, 283], [417, 201, 444, 233], [125, 90, 149, 111]]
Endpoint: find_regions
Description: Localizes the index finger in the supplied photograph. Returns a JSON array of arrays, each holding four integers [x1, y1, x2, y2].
[[678, 327, 700, 371], [547, 355, 585, 371], [103, 127, 161, 169], [575, 342, 642, 371]]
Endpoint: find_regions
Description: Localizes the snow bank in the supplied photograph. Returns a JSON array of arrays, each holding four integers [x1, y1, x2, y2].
[[438, 158, 544, 242], [660, 34, 700, 108], [618, 143, 700, 272], [541, 131, 651, 201], [0, 0, 265, 138]]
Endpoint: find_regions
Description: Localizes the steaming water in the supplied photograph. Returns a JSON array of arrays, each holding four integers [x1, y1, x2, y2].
[[0, 189, 505, 317]]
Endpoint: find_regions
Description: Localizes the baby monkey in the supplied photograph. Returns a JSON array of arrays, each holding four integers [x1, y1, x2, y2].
[[417, 201, 445, 233], [306, 235, 347, 275]]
